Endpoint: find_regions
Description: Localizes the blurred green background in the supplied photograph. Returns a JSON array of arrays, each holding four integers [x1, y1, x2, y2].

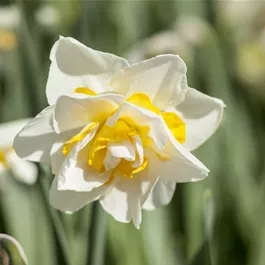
[[1, 1, 265, 265]]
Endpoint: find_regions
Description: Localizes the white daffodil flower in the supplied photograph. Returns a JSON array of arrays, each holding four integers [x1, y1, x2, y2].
[[14, 36, 225, 228], [0, 119, 37, 185]]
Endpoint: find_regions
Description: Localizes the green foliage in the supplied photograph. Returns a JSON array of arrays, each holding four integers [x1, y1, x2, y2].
[[0, 0, 265, 265]]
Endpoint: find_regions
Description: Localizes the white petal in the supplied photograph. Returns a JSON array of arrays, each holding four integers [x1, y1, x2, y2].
[[49, 127, 81, 175], [13, 106, 57, 162], [110, 55, 188, 109], [174, 88, 225, 151], [50, 142, 65, 175], [6, 151, 38, 185], [100, 166, 159, 229], [158, 121, 209, 182], [132, 136, 144, 168], [143, 180, 176, 211], [56, 124, 109, 192], [46, 36, 129, 105], [0, 119, 31, 149], [103, 150, 121, 171], [100, 178, 138, 227], [57, 163, 109, 192], [108, 140, 135, 161], [53, 93, 124, 133], [49, 175, 111, 213]]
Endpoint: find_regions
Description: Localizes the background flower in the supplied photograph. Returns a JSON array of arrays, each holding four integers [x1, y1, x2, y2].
[[0, 119, 37, 185]]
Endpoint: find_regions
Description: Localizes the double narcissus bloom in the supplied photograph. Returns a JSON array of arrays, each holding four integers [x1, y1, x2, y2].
[[14, 36, 225, 228], [0, 119, 37, 185]]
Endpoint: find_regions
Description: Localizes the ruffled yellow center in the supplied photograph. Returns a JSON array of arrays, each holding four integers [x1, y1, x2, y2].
[[88, 118, 150, 178], [62, 87, 186, 180]]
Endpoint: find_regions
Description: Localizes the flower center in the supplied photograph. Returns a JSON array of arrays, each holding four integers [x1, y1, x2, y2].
[[62, 87, 186, 180], [88, 117, 150, 178]]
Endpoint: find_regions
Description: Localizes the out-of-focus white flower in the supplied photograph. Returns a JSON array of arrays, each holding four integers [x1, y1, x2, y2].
[[0, 5, 20, 29], [216, 0, 265, 43], [35, 4, 60, 29], [125, 30, 191, 64], [14, 37, 225, 228], [174, 17, 212, 46], [0, 119, 37, 185], [126, 18, 212, 67], [0, 5, 20, 51], [0, 29, 17, 51], [235, 26, 265, 102], [217, 0, 265, 29]]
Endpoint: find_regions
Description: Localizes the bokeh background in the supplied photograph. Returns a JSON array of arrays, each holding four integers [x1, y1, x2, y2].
[[1, 1, 265, 265]]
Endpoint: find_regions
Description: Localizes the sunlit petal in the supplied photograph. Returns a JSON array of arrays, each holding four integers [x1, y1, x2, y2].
[[100, 173, 158, 229], [14, 106, 57, 162], [56, 124, 109, 192], [172, 88, 225, 151], [110, 55, 188, 109], [46, 36, 128, 105], [50, 176, 111, 213], [158, 120, 209, 182], [143, 180, 176, 210], [53, 93, 124, 133]]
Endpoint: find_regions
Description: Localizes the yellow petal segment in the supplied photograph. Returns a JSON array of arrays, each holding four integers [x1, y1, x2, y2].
[[162, 112, 186, 144], [89, 147, 107, 173], [62, 122, 98, 156], [126, 92, 186, 144], [118, 117, 152, 148], [97, 119, 138, 143], [74, 87, 97, 96], [126, 92, 160, 114], [0, 150, 7, 168], [115, 157, 148, 178]]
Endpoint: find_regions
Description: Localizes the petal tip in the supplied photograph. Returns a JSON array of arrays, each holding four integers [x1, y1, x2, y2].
[[134, 223, 141, 230], [215, 98, 226, 108], [199, 167, 210, 180]]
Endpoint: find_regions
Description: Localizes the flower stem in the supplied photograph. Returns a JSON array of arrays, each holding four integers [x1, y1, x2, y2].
[[87, 202, 107, 265], [37, 175, 73, 265]]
